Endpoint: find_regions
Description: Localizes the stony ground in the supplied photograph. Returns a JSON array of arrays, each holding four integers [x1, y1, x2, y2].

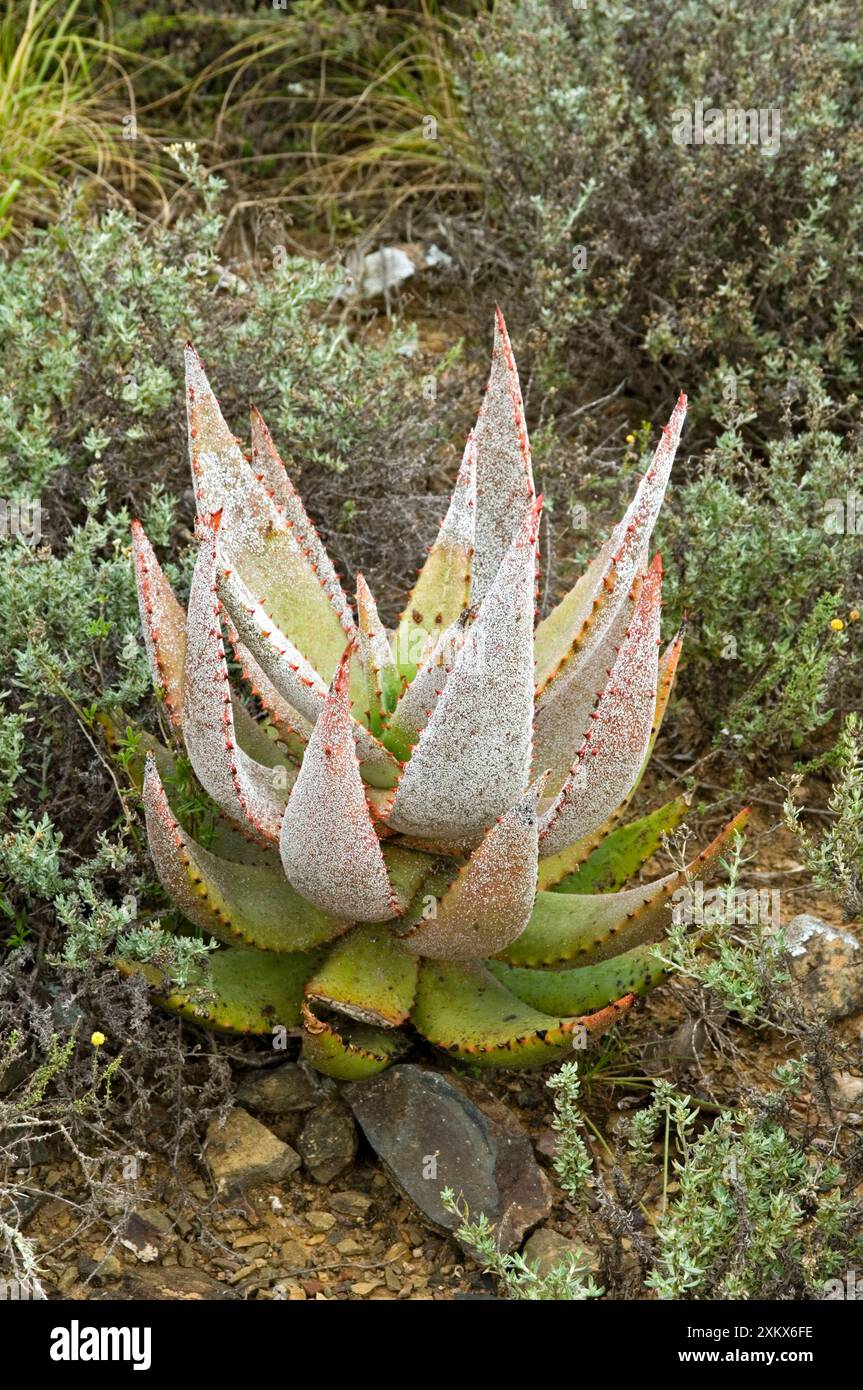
[[16, 799, 863, 1302]]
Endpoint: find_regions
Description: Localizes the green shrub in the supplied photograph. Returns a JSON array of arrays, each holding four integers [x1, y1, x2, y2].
[[0, 145, 454, 971], [784, 713, 863, 919], [454, 0, 863, 759], [459, 0, 863, 447]]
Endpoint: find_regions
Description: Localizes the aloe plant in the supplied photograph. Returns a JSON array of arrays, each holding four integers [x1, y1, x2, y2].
[[125, 312, 745, 1079]]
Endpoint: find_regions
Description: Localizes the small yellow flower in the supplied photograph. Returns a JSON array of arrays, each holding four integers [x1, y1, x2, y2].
[[625, 433, 636, 445], [90, 1031, 106, 1047], [830, 618, 845, 632], [850, 609, 860, 623]]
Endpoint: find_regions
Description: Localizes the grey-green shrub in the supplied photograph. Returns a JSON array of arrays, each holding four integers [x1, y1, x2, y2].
[[459, 0, 863, 447]]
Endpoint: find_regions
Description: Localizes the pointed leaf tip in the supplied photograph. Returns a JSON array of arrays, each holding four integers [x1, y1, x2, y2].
[[279, 642, 400, 921]]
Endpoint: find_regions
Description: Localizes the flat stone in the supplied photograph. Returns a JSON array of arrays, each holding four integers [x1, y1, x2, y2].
[[298, 1100, 358, 1184], [329, 1191, 374, 1219], [522, 1228, 598, 1279], [785, 915, 863, 1020], [236, 1063, 326, 1116], [832, 1072, 863, 1110], [205, 1108, 301, 1196], [121, 1209, 174, 1263], [344, 1064, 551, 1254], [305, 1211, 336, 1232], [279, 1239, 309, 1269]]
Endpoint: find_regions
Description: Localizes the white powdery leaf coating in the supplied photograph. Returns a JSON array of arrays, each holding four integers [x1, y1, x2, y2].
[[131, 521, 186, 729], [533, 392, 686, 793], [250, 406, 355, 634], [218, 560, 328, 721], [385, 498, 541, 840], [182, 522, 287, 844], [400, 775, 547, 960], [387, 611, 470, 751], [539, 556, 663, 859], [279, 650, 399, 921], [356, 573, 397, 698], [393, 434, 475, 670], [221, 608, 313, 747], [218, 562, 399, 777], [608, 391, 687, 579], [439, 432, 477, 553], [185, 347, 279, 562], [532, 575, 639, 797], [470, 308, 535, 603]]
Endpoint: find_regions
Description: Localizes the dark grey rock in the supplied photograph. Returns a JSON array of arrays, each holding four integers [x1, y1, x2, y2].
[[236, 1062, 326, 1116], [344, 1064, 551, 1253], [297, 1100, 358, 1184]]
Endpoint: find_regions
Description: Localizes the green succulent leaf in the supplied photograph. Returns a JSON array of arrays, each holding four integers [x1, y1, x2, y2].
[[301, 1008, 405, 1079], [536, 632, 684, 890], [498, 810, 750, 967], [144, 755, 351, 952], [411, 959, 634, 1068], [118, 947, 315, 1033], [532, 393, 687, 796], [487, 943, 667, 1016], [305, 923, 419, 1026], [550, 796, 689, 895], [393, 438, 475, 681]]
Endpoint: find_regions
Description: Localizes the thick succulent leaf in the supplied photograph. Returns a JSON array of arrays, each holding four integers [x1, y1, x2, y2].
[[305, 924, 419, 1027], [185, 345, 278, 564], [250, 405, 354, 638], [131, 525, 298, 778], [471, 308, 536, 603], [488, 944, 667, 1016], [221, 609, 311, 764], [533, 538, 614, 692], [384, 498, 540, 841], [101, 717, 275, 868], [235, 524, 359, 694], [383, 611, 470, 762], [539, 554, 663, 858], [380, 843, 437, 911], [182, 520, 288, 843], [357, 573, 401, 735], [498, 809, 750, 967], [411, 960, 635, 1068], [549, 795, 689, 895], [533, 394, 687, 794], [219, 561, 400, 788], [131, 521, 186, 730], [393, 436, 475, 679], [118, 947, 314, 1033], [187, 347, 354, 685], [229, 701, 299, 784], [144, 755, 349, 952], [536, 630, 685, 890], [398, 776, 546, 960], [280, 648, 401, 921], [300, 1006, 404, 1080], [533, 573, 642, 797]]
